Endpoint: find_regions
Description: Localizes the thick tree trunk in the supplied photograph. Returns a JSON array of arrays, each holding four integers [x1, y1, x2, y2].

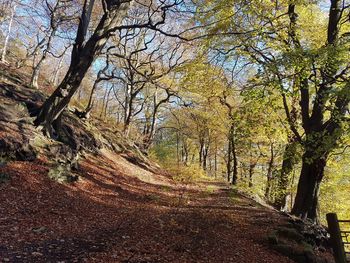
[[275, 136, 299, 210], [291, 151, 326, 222], [33, 57, 92, 137]]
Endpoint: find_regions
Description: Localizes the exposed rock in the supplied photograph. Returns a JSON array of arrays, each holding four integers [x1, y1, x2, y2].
[[15, 145, 37, 161], [32, 226, 47, 234], [268, 218, 332, 263], [0, 172, 11, 183], [31, 251, 43, 257]]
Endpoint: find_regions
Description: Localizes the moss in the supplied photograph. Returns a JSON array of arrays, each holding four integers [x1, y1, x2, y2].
[[300, 241, 314, 253], [161, 185, 172, 192], [267, 231, 279, 245], [31, 135, 52, 150], [276, 226, 305, 243], [205, 185, 216, 194], [48, 165, 78, 183], [147, 194, 161, 201], [0, 173, 10, 183]]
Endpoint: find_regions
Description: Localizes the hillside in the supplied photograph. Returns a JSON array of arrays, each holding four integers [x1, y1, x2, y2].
[[0, 65, 335, 263]]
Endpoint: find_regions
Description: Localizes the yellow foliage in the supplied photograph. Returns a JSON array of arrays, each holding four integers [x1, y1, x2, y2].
[[167, 163, 208, 184]]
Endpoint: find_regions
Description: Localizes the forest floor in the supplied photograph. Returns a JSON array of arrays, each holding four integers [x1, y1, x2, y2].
[[0, 60, 336, 263], [0, 148, 315, 263]]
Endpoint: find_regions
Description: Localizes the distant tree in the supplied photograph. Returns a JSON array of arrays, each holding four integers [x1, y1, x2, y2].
[[1, 1, 17, 62], [30, 0, 76, 88]]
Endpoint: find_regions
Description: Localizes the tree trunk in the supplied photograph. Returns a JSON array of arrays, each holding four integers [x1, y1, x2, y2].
[[248, 163, 254, 188], [248, 151, 257, 188], [199, 139, 204, 168], [81, 80, 99, 118], [227, 138, 232, 182], [50, 54, 64, 86], [30, 64, 41, 89], [214, 144, 218, 178], [103, 86, 113, 119], [230, 124, 238, 185], [123, 83, 134, 135], [1, 4, 16, 62], [275, 136, 299, 210], [291, 150, 326, 222], [265, 143, 274, 200], [203, 143, 209, 171]]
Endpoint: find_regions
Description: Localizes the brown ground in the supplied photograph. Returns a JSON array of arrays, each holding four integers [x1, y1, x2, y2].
[[0, 148, 301, 263]]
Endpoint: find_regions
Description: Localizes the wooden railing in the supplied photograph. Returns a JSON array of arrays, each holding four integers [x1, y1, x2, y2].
[[327, 213, 350, 263]]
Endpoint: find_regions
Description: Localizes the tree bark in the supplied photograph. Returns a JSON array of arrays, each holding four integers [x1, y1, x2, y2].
[[291, 150, 326, 222], [226, 138, 232, 182], [265, 143, 274, 200], [248, 162, 254, 188], [202, 142, 209, 171], [275, 136, 299, 210], [82, 79, 99, 118], [1, 4, 16, 62], [214, 144, 218, 178], [51, 55, 64, 87], [230, 124, 238, 185]]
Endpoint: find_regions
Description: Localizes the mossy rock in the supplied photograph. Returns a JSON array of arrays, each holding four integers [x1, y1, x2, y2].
[[15, 145, 37, 161], [267, 231, 279, 245], [301, 241, 314, 253], [268, 225, 320, 263], [273, 244, 295, 257], [273, 243, 316, 263], [48, 165, 78, 183], [0, 172, 10, 183], [276, 226, 305, 242]]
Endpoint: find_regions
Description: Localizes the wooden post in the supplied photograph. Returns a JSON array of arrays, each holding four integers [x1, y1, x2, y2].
[[327, 213, 347, 263]]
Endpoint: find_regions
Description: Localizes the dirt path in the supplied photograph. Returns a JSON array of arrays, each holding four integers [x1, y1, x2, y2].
[[0, 157, 295, 263]]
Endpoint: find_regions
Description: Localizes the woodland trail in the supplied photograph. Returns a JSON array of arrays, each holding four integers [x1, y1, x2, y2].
[[0, 156, 295, 263]]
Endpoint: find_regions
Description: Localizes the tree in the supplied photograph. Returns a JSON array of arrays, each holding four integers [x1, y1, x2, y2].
[[1, 1, 17, 62], [33, 0, 131, 137], [289, 0, 350, 221], [239, 0, 350, 221], [30, 0, 75, 88], [34, 0, 183, 138]]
